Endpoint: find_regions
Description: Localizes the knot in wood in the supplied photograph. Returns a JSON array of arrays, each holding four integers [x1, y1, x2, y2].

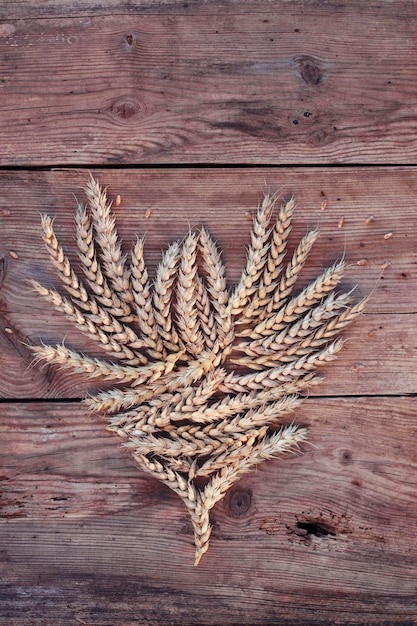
[[296, 55, 323, 85], [340, 449, 353, 465], [111, 98, 139, 120], [228, 488, 252, 517], [123, 32, 139, 49]]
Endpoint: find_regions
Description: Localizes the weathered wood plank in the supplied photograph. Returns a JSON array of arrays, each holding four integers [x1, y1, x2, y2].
[[0, 167, 416, 399], [4, 0, 417, 20], [2, 308, 416, 399], [1, 397, 416, 623], [1, 2, 417, 164]]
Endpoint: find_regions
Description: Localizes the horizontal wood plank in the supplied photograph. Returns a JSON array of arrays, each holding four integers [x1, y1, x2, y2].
[[1, 2, 417, 164], [0, 167, 416, 399], [1, 397, 416, 624], [4, 0, 417, 19]]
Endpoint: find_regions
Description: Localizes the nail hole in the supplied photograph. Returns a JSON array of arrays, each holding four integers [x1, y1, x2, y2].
[[341, 450, 353, 464]]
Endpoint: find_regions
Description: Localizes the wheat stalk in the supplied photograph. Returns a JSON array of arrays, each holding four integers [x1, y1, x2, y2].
[[30, 178, 368, 565]]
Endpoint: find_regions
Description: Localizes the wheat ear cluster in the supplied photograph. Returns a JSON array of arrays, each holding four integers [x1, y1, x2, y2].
[[30, 178, 368, 565]]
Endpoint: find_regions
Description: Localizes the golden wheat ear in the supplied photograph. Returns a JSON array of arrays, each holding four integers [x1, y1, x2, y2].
[[29, 181, 369, 565]]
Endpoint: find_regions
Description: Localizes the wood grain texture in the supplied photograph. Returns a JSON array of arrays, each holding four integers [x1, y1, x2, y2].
[[0, 167, 416, 399], [1, 397, 416, 624], [1, 1, 417, 164], [1, 1, 417, 621], [1, 166, 416, 622]]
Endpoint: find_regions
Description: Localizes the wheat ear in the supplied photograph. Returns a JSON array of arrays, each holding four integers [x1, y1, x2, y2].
[[222, 339, 344, 393], [199, 227, 234, 355], [235, 291, 353, 357], [266, 228, 320, 315], [194, 272, 217, 352], [85, 176, 133, 307], [75, 202, 132, 320], [153, 240, 181, 352], [193, 425, 308, 564], [238, 196, 296, 324], [30, 280, 148, 365], [175, 232, 205, 357], [229, 192, 276, 315], [240, 259, 346, 339], [31, 343, 143, 382], [35, 219, 150, 348], [131, 237, 165, 359]]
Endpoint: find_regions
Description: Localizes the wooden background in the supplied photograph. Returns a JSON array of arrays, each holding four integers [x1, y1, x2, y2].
[[1, 2, 417, 624]]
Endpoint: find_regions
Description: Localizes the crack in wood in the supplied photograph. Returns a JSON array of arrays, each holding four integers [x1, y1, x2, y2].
[[0, 256, 8, 290]]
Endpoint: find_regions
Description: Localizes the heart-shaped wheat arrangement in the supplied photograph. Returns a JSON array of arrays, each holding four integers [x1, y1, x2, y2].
[[30, 178, 367, 565]]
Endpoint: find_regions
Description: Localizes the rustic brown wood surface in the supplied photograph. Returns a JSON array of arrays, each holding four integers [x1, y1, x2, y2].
[[1, 167, 417, 401], [1, 1, 417, 164], [1, 0, 417, 624], [1, 166, 416, 624], [1, 398, 416, 624]]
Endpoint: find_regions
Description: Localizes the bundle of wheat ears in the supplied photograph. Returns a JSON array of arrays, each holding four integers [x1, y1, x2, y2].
[[30, 178, 368, 565]]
